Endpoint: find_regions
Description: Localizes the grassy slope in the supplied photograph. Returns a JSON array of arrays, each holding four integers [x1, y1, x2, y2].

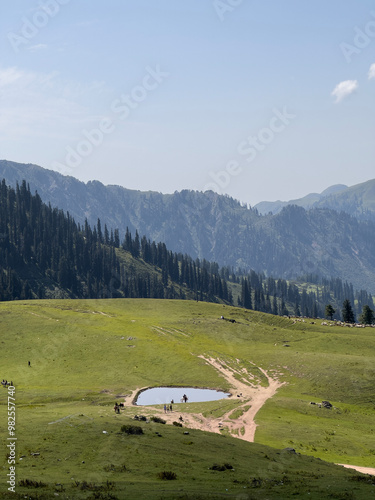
[[0, 299, 374, 499]]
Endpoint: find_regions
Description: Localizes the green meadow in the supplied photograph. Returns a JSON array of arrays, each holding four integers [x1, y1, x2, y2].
[[0, 299, 374, 499]]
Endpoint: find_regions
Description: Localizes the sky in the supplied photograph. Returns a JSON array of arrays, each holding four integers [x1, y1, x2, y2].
[[0, 0, 374, 206]]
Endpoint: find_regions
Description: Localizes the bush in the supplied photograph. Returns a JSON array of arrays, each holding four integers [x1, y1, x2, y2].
[[120, 424, 144, 435], [18, 479, 47, 488], [157, 471, 177, 480], [173, 421, 183, 427], [133, 415, 147, 421], [210, 463, 233, 471], [87, 492, 119, 500], [210, 464, 226, 471], [150, 416, 166, 424]]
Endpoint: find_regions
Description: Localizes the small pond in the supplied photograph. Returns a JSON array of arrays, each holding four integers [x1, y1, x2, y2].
[[135, 387, 231, 406]]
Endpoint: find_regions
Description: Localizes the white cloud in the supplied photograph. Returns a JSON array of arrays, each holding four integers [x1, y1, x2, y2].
[[368, 63, 375, 80], [0, 66, 109, 143], [331, 80, 358, 103]]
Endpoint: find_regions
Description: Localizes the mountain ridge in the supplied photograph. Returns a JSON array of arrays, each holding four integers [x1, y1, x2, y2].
[[255, 180, 375, 220], [1, 160, 375, 293]]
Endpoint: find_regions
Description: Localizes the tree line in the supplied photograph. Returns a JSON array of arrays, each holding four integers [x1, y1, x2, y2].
[[0, 179, 373, 324], [325, 300, 374, 325], [237, 271, 374, 323], [0, 180, 230, 303]]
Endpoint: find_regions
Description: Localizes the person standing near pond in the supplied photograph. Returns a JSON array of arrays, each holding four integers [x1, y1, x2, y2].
[[164, 404, 167, 413]]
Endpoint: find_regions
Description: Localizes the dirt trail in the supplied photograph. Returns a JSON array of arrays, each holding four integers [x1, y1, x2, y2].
[[123, 358, 374, 477], [124, 355, 285, 443], [336, 464, 375, 476], [194, 356, 286, 442]]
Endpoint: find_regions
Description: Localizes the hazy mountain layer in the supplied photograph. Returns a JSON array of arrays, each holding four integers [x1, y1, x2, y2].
[[1, 160, 375, 293], [255, 180, 375, 221]]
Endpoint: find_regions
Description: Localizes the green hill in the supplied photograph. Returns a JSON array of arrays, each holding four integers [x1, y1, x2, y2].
[[3, 176, 374, 323], [0, 299, 374, 499]]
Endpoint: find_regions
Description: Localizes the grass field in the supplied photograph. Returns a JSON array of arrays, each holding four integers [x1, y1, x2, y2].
[[0, 298, 374, 499]]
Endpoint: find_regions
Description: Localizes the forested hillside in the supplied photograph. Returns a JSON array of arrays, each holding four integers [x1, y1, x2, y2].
[[0, 178, 373, 323], [1, 160, 375, 293], [0, 180, 230, 304]]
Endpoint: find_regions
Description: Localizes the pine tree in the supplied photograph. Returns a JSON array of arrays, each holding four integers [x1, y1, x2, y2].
[[280, 297, 289, 316], [241, 279, 252, 309], [294, 301, 301, 317], [272, 295, 278, 316], [359, 304, 374, 325], [325, 304, 335, 320], [342, 299, 355, 323]]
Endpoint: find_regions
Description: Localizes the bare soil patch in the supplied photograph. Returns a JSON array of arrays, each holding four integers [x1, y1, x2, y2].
[[123, 358, 372, 476], [336, 464, 375, 476], [124, 355, 285, 443]]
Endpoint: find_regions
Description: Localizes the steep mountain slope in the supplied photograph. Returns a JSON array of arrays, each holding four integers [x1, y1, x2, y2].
[[255, 184, 349, 215], [313, 179, 375, 220], [255, 179, 375, 222], [1, 160, 375, 293], [0, 179, 230, 303]]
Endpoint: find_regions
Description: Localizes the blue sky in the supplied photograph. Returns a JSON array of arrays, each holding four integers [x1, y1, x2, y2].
[[0, 0, 374, 205]]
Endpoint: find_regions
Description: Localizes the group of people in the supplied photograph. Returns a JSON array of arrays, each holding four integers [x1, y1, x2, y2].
[[164, 402, 173, 413], [164, 394, 189, 411], [1, 379, 12, 387], [113, 393, 189, 416], [113, 402, 124, 413]]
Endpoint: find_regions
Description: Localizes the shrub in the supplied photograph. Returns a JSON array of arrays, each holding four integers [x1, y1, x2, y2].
[[157, 471, 177, 480], [87, 493, 119, 499], [18, 479, 47, 488], [210, 464, 226, 471], [210, 463, 233, 471], [120, 424, 143, 435], [173, 421, 183, 427], [150, 416, 166, 424]]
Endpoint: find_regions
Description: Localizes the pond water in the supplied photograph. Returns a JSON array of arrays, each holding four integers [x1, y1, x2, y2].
[[135, 387, 231, 406]]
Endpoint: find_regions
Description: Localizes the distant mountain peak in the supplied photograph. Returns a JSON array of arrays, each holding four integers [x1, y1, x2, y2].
[[320, 184, 348, 197], [255, 183, 353, 215]]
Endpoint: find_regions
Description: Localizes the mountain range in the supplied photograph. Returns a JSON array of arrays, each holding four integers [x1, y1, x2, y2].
[[1, 159, 375, 293], [255, 181, 375, 220]]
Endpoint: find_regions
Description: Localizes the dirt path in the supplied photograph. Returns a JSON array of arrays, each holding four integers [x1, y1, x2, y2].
[[124, 355, 285, 443], [194, 356, 286, 442], [123, 358, 374, 477], [336, 464, 375, 476], [123, 359, 374, 476]]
